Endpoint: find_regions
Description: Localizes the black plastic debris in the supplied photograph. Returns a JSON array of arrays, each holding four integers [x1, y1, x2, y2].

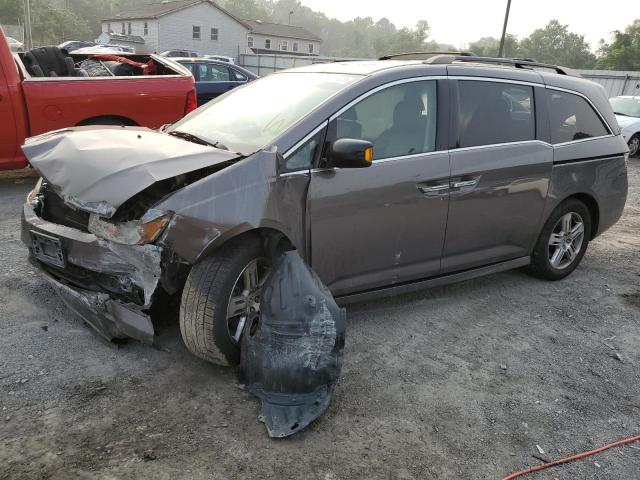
[[240, 251, 346, 438]]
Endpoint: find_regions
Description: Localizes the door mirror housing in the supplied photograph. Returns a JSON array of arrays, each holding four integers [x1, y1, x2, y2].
[[326, 138, 373, 168]]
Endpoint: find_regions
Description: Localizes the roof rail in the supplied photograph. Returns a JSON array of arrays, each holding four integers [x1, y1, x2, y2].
[[378, 51, 472, 60], [426, 54, 577, 76]]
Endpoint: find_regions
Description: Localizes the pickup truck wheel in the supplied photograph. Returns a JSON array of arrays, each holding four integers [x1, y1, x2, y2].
[[526, 199, 591, 281], [179, 236, 270, 366]]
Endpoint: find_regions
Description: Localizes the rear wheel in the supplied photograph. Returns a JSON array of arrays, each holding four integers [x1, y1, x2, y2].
[[526, 199, 591, 280], [179, 236, 270, 366]]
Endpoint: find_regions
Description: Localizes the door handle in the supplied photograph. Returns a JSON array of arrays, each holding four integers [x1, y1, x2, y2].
[[451, 179, 479, 188], [417, 183, 449, 194]]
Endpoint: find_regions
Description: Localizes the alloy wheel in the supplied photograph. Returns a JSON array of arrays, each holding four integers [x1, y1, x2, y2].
[[226, 258, 270, 343], [548, 212, 585, 270], [629, 136, 639, 157]]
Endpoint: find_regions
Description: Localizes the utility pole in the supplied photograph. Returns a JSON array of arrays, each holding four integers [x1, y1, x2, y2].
[[24, 0, 33, 49], [498, 0, 512, 58]]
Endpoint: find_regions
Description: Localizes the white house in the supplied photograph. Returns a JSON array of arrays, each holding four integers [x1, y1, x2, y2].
[[101, 0, 322, 59]]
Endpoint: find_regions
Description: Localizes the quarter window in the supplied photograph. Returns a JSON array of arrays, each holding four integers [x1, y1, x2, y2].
[[547, 90, 609, 144], [232, 70, 247, 81], [457, 81, 535, 148], [193, 26, 201, 40], [329, 80, 438, 160], [284, 132, 322, 173], [211, 28, 218, 41]]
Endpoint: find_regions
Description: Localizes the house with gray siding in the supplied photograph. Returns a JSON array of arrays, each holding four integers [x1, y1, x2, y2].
[[101, 0, 322, 59]]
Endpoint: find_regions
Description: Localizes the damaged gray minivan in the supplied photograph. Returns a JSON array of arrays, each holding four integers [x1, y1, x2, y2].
[[22, 55, 628, 366]]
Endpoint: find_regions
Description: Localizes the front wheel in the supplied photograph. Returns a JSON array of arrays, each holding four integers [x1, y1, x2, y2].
[[526, 199, 591, 281], [628, 134, 640, 157], [179, 236, 270, 366]]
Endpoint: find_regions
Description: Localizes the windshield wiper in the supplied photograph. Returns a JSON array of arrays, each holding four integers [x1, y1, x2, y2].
[[613, 111, 629, 117], [168, 130, 218, 147]]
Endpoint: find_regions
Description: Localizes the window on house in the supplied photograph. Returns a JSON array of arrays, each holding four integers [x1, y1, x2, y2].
[[193, 25, 201, 40], [144, 22, 148, 36], [308, 43, 314, 54], [127, 22, 132, 35], [121, 23, 125, 34], [280, 40, 288, 51], [107, 23, 111, 32], [247, 36, 254, 48], [265, 39, 271, 49], [211, 28, 218, 41], [293, 42, 298, 52]]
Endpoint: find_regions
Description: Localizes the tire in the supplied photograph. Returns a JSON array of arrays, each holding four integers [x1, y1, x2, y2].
[[526, 198, 591, 281], [628, 133, 640, 158], [179, 236, 269, 366]]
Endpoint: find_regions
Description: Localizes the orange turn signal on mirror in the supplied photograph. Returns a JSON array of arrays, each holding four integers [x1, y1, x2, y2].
[[364, 147, 373, 162]]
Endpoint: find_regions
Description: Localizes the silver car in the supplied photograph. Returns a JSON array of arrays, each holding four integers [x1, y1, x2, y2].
[[21, 55, 629, 366]]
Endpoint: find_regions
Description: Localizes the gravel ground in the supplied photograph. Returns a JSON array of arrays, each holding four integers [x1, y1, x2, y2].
[[1, 160, 639, 480]]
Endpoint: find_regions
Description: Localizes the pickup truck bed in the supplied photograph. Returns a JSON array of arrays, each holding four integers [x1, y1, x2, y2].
[[0, 29, 196, 170]]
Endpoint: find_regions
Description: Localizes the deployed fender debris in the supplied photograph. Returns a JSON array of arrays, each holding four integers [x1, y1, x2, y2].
[[240, 251, 346, 438]]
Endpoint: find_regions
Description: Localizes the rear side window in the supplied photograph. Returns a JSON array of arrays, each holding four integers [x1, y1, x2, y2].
[[547, 90, 609, 144], [329, 80, 438, 160], [198, 63, 230, 81], [457, 81, 535, 148]]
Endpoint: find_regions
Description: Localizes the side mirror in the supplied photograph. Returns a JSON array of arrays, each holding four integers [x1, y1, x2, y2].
[[326, 138, 373, 168]]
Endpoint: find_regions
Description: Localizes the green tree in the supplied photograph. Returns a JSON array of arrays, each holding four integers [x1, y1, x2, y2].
[[468, 35, 519, 57], [596, 20, 640, 70], [518, 20, 595, 68]]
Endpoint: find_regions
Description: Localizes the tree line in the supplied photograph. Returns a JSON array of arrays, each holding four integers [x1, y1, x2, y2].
[[0, 0, 638, 70]]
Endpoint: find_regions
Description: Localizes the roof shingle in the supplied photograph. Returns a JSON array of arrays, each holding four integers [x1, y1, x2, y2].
[[243, 19, 322, 42]]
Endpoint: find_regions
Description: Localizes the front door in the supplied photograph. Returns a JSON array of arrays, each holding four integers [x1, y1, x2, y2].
[[0, 62, 18, 165], [308, 79, 450, 296], [441, 80, 553, 273]]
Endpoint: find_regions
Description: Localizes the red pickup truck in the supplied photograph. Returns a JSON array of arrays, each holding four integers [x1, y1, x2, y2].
[[0, 28, 196, 170]]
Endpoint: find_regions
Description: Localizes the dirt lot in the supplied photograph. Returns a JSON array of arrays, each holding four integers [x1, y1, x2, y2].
[[1, 160, 639, 480]]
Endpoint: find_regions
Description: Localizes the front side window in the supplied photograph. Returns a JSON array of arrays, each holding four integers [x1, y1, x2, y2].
[[457, 81, 535, 148], [198, 63, 230, 81], [170, 72, 361, 154], [193, 26, 200, 40], [548, 90, 609, 144], [283, 131, 322, 173], [328, 80, 438, 160], [211, 28, 218, 41], [265, 39, 271, 49]]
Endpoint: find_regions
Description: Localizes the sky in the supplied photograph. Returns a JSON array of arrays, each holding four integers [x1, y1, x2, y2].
[[300, 0, 635, 51]]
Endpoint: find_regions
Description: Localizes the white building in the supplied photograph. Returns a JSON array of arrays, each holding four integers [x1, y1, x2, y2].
[[101, 0, 322, 59]]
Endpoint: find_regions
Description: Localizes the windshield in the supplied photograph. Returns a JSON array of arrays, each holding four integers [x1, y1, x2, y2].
[[610, 97, 640, 118], [169, 72, 361, 153]]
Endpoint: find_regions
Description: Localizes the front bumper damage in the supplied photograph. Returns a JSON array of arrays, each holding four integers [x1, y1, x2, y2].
[[21, 202, 161, 344]]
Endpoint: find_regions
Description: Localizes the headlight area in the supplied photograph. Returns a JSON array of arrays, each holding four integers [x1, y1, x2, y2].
[[26, 177, 43, 203], [88, 209, 171, 245]]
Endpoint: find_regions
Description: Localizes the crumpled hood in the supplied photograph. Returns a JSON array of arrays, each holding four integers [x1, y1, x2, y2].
[[22, 126, 240, 218]]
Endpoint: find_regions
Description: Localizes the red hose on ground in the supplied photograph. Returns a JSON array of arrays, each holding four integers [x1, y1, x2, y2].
[[502, 434, 640, 479]]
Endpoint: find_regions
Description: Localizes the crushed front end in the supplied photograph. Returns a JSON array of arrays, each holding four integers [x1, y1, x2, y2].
[[22, 182, 164, 344]]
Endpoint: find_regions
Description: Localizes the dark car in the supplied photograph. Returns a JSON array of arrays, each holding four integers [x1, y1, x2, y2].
[[175, 57, 257, 104], [22, 55, 628, 367], [160, 50, 199, 58]]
